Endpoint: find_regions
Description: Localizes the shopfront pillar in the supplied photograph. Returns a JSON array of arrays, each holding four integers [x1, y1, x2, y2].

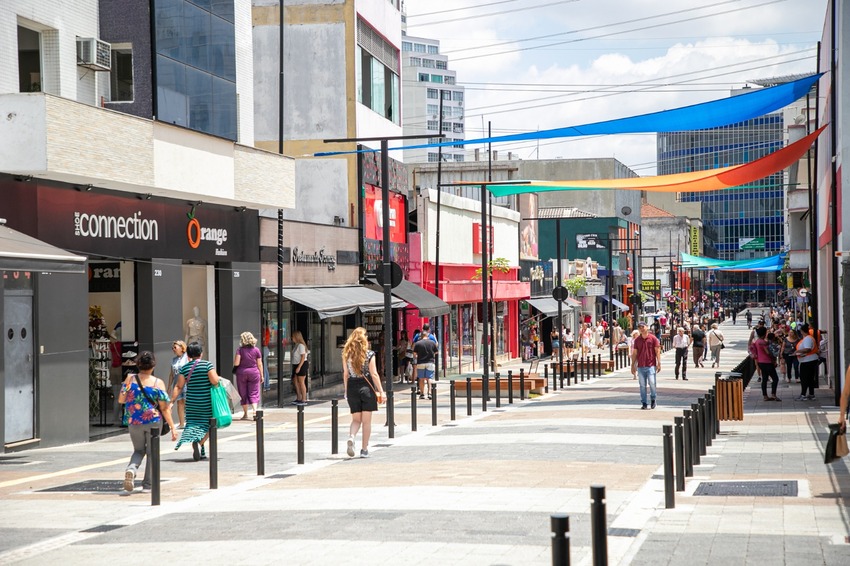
[[216, 262, 261, 371], [136, 259, 184, 372]]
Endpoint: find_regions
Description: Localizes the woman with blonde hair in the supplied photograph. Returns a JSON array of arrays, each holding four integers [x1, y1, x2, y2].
[[290, 330, 309, 405], [167, 340, 189, 429], [342, 327, 385, 458], [234, 331, 263, 420]]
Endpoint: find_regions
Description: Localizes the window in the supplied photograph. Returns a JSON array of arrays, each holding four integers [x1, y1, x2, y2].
[[153, 0, 237, 140], [427, 152, 439, 162], [452, 91, 463, 102], [453, 123, 464, 133], [17, 26, 41, 93], [402, 41, 412, 51], [357, 18, 400, 124], [413, 43, 426, 53], [427, 45, 438, 54], [110, 47, 134, 102], [426, 120, 438, 130], [444, 75, 455, 85], [442, 90, 451, 100], [426, 88, 438, 99], [431, 74, 443, 83], [426, 104, 438, 115], [409, 56, 420, 66], [454, 154, 465, 162], [436, 60, 447, 70], [419, 73, 429, 82], [441, 121, 450, 132], [429, 137, 442, 144], [422, 58, 435, 68]]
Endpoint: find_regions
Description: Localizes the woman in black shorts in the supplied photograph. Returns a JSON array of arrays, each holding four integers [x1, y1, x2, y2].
[[342, 327, 385, 458]]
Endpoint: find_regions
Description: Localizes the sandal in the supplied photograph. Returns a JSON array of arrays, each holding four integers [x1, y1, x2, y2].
[[763, 396, 773, 401], [770, 396, 781, 402], [239, 416, 251, 421]]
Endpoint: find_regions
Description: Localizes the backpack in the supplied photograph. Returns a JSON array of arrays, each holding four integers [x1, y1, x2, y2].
[[767, 342, 781, 360]]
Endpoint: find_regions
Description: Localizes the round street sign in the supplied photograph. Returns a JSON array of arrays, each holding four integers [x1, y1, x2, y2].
[[376, 261, 404, 288], [552, 286, 568, 302], [798, 288, 808, 298]]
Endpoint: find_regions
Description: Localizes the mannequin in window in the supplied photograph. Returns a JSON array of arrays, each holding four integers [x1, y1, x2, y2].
[[185, 306, 207, 349]]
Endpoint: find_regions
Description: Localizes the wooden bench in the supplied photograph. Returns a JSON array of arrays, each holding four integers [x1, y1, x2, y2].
[[453, 375, 546, 396]]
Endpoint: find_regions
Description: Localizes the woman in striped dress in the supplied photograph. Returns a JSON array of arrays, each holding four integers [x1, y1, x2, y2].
[[171, 341, 221, 461]]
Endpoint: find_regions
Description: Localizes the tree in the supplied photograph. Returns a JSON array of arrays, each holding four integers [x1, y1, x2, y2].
[[563, 275, 587, 297]]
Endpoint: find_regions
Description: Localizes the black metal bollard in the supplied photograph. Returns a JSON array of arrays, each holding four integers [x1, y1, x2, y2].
[[330, 402, 338, 456], [578, 358, 584, 382], [411, 387, 418, 431], [674, 417, 685, 491], [520, 369, 526, 401], [209, 417, 218, 489], [707, 392, 716, 440], [297, 404, 305, 465], [565, 359, 571, 387], [482, 374, 489, 413], [703, 395, 712, 447], [590, 485, 608, 566], [256, 409, 266, 475], [551, 513, 571, 566], [150, 428, 161, 506], [663, 425, 675, 509], [495, 372, 502, 408], [712, 387, 720, 435], [508, 371, 514, 404], [466, 378, 472, 416], [698, 398, 707, 455], [544, 365, 549, 393], [683, 409, 694, 476], [431, 383, 438, 426], [551, 363, 557, 392], [450, 381, 456, 421], [691, 403, 702, 464], [596, 354, 601, 377]]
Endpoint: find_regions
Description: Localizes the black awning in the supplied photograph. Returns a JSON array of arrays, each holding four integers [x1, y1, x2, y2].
[[365, 278, 450, 318], [597, 295, 629, 311], [0, 224, 86, 273], [526, 297, 577, 317], [267, 285, 406, 319]]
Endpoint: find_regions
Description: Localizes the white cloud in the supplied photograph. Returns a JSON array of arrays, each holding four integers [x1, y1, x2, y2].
[[403, 0, 827, 174]]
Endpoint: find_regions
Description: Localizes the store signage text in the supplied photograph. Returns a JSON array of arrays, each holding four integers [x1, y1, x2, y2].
[[74, 211, 159, 241], [291, 247, 336, 271]]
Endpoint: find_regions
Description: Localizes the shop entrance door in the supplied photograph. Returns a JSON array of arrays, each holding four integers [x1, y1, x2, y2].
[[4, 293, 35, 444]]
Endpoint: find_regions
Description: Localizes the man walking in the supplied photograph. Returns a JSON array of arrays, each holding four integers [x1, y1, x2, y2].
[[412, 329, 438, 400], [631, 321, 661, 409], [673, 327, 690, 380], [691, 323, 706, 368]]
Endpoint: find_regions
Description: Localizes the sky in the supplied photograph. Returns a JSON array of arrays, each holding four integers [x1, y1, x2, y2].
[[401, 0, 829, 175]]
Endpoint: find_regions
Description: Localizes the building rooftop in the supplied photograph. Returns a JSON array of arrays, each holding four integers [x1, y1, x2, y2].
[[537, 207, 596, 219], [641, 203, 676, 218]]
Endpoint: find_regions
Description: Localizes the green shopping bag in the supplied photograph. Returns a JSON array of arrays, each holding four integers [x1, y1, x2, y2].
[[211, 382, 232, 429]]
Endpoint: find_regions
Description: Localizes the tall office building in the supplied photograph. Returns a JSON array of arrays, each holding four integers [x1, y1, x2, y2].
[[656, 82, 789, 300], [400, 31, 465, 164]]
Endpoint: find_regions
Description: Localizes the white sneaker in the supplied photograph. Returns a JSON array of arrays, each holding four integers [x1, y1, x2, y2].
[[123, 469, 135, 493], [346, 437, 355, 458]]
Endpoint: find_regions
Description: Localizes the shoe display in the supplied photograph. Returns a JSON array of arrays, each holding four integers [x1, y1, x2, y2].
[[123, 469, 135, 493]]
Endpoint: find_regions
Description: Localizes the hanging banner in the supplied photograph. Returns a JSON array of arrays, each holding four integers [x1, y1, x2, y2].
[[690, 226, 700, 256]]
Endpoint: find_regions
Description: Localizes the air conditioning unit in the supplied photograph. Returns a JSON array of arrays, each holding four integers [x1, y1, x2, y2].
[[76, 37, 111, 71]]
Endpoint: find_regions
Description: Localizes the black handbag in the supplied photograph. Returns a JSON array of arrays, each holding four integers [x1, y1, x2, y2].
[[825, 423, 848, 464]]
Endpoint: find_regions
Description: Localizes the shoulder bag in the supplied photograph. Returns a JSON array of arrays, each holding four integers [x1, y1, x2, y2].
[[133, 375, 170, 435]]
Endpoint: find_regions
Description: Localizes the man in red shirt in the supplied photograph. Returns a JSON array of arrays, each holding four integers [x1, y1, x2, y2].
[[631, 321, 662, 409]]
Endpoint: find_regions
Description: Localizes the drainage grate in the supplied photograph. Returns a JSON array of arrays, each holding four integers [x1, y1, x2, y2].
[[266, 473, 295, 480], [39, 480, 142, 493], [80, 524, 124, 534], [609, 528, 641, 537], [694, 480, 798, 497]]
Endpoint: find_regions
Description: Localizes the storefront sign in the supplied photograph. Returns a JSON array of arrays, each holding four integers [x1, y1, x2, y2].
[[576, 233, 605, 249], [690, 226, 700, 256], [641, 279, 661, 292], [89, 262, 120, 293], [2, 181, 258, 263], [364, 184, 406, 244], [291, 247, 336, 271]]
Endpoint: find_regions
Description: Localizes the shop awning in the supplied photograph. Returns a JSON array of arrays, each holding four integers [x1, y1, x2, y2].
[[597, 295, 629, 311], [269, 285, 406, 319], [526, 297, 581, 317], [0, 223, 86, 273], [365, 278, 450, 317]]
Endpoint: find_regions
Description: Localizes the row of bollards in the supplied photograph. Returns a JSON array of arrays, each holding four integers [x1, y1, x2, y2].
[[550, 485, 608, 566], [548, 355, 603, 390], [661, 388, 720, 509]]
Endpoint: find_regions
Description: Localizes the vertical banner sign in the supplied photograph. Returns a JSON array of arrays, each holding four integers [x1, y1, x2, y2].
[[690, 226, 700, 256]]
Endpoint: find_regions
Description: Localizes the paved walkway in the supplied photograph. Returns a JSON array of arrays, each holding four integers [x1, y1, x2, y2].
[[1, 318, 848, 565]]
